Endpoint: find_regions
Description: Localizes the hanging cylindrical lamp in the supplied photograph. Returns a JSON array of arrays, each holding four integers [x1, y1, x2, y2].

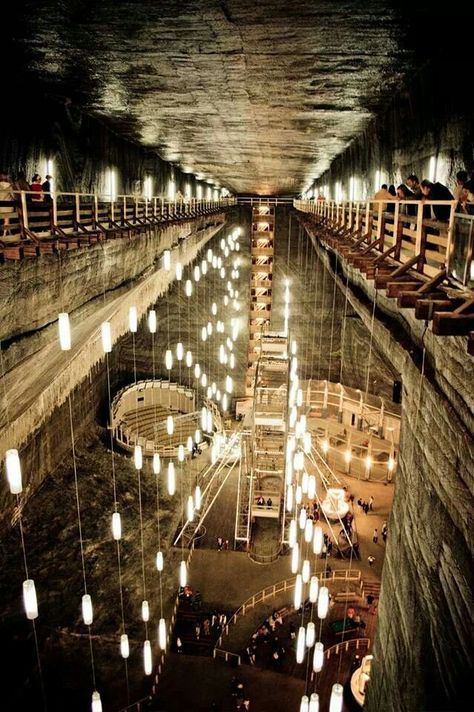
[[148, 310, 157, 334], [185, 279, 193, 297], [111, 512, 122, 541], [195, 485, 202, 510], [329, 683, 343, 712], [194, 265, 200, 282], [299, 696, 309, 712], [153, 453, 161, 474], [82, 593, 93, 625], [309, 693, 319, 712], [101, 321, 112, 353], [120, 634, 130, 659], [306, 621, 315, 648], [176, 342, 184, 361], [286, 485, 294, 513], [158, 617, 167, 651], [165, 349, 173, 370], [128, 306, 138, 333], [222, 393, 228, 411], [296, 626, 306, 663], [201, 373, 207, 388], [194, 363, 201, 379], [143, 640, 153, 675], [201, 326, 207, 342], [6, 449, 22, 494], [294, 574, 303, 609], [167, 415, 174, 435], [142, 600, 150, 622], [175, 262, 183, 281], [303, 431, 312, 454], [178, 444, 185, 462], [58, 312, 71, 351], [307, 475, 316, 500], [302, 559, 310, 583], [186, 350, 193, 368], [179, 560, 187, 587], [201, 259, 208, 275], [156, 551, 164, 571], [134, 445, 143, 470], [309, 576, 319, 603], [304, 519, 313, 543], [313, 525, 323, 555], [195, 429, 201, 444], [187, 495, 194, 522], [291, 542, 299, 574], [91, 691, 103, 712], [313, 642, 324, 672], [167, 462, 176, 496], [230, 353, 235, 369], [163, 250, 171, 271], [301, 470, 308, 493], [295, 485, 302, 504], [317, 587, 329, 619], [23, 579, 38, 620], [299, 506, 307, 530], [225, 375, 233, 393]]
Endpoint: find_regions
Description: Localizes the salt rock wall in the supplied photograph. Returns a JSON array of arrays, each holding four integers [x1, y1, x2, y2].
[[273, 207, 397, 399], [303, 218, 474, 712]]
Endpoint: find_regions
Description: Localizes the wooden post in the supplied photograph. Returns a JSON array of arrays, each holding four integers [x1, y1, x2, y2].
[[21, 191, 29, 231], [75, 193, 81, 226], [415, 201, 425, 271]]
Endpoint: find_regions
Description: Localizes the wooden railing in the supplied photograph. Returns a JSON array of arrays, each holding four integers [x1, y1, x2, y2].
[[294, 197, 457, 280], [0, 191, 236, 260]]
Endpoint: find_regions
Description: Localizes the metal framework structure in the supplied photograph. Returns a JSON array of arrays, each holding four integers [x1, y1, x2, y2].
[[246, 203, 275, 393]]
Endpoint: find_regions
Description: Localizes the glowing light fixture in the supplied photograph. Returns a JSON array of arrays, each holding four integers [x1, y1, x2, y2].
[[153, 453, 161, 474], [142, 600, 150, 622], [329, 684, 343, 712], [144, 640, 152, 675], [58, 312, 71, 350], [306, 621, 315, 648], [82, 594, 93, 625], [317, 587, 329, 619], [112, 512, 122, 540], [23, 579, 38, 619], [309, 576, 319, 603], [313, 642, 324, 672], [148, 310, 157, 334], [163, 250, 171, 271], [92, 691, 103, 712], [6, 449, 22, 494], [165, 349, 173, 370], [159, 618, 166, 650], [156, 551, 164, 571], [134, 445, 143, 470], [167, 462, 176, 495], [179, 560, 187, 587], [120, 634, 130, 659], [296, 626, 305, 663]]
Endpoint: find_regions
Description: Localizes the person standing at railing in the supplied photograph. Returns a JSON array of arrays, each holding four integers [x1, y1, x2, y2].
[[420, 179, 454, 221], [373, 184, 393, 209], [0, 172, 15, 235], [396, 183, 417, 216], [30, 174, 44, 202], [406, 174, 422, 200], [42, 174, 53, 204], [453, 170, 469, 201], [13, 171, 30, 194], [456, 180, 474, 215]]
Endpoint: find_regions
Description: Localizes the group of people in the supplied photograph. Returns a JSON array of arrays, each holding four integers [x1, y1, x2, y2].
[[216, 536, 229, 551], [373, 170, 474, 219], [357, 496, 374, 514], [256, 495, 273, 508], [244, 609, 287, 670], [0, 171, 53, 235]]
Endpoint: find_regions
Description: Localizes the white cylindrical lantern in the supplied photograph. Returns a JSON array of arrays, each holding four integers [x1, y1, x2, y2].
[[294, 574, 303, 609], [194, 265, 200, 282], [23, 579, 38, 620], [167, 415, 174, 435], [317, 587, 329, 619], [304, 519, 313, 544], [308, 475, 316, 500], [194, 363, 201, 379], [329, 683, 343, 712], [144, 640, 152, 675], [129, 306, 138, 333], [201, 326, 207, 342], [201, 373, 207, 388], [179, 560, 187, 587], [186, 350, 193, 368], [295, 485, 302, 504], [187, 435, 194, 453], [302, 559, 310, 583], [309, 576, 319, 603], [296, 626, 305, 663], [187, 495, 194, 522], [178, 444, 185, 462], [91, 691, 103, 712], [289, 518, 297, 548], [185, 279, 193, 297], [300, 696, 309, 712], [313, 525, 323, 555], [313, 642, 324, 672], [58, 312, 71, 351], [148, 310, 157, 334], [195, 429, 201, 444], [153, 453, 161, 474], [291, 542, 299, 574], [156, 551, 164, 571], [211, 302, 217, 315], [309, 693, 319, 712], [225, 375, 233, 393], [6, 449, 22, 494], [163, 250, 171, 271], [142, 600, 149, 622], [194, 485, 202, 510], [158, 617, 166, 650], [82, 593, 93, 625], [175, 262, 183, 281], [165, 349, 173, 370], [286, 485, 294, 512], [112, 512, 122, 540], [299, 506, 307, 530], [306, 621, 315, 648], [101, 321, 112, 353], [120, 634, 130, 659], [167, 462, 176, 496], [176, 342, 184, 361], [201, 259, 207, 275], [134, 445, 143, 470]]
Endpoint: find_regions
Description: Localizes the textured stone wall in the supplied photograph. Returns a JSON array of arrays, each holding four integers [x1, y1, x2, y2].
[[303, 218, 474, 712]]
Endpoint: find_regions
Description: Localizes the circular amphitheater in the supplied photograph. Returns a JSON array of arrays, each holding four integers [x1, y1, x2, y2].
[[111, 379, 223, 458]]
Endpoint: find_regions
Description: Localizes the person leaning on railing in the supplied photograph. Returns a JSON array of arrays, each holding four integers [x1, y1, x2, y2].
[[0, 172, 16, 236], [456, 180, 474, 215], [420, 179, 454, 221]]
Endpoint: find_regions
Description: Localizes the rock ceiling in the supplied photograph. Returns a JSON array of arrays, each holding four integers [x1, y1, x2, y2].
[[9, 1, 454, 194]]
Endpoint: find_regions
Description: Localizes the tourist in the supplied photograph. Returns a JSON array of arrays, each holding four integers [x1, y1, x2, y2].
[[30, 174, 44, 202], [42, 174, 53, 203], [176, 636, 183, 653], [369, 496, 374, 511], [257, 495, 264, 506], [382, 521, 388, 543], [420, 179, 454, 221], [217, 536, 224, 551], [367, 555, 375, 566], [373, 528, 378, 544], [406, 174, 422, 200], [13, 171, 30, 193], [266, 497, 273, 508], [453, 170, 469, 200]]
